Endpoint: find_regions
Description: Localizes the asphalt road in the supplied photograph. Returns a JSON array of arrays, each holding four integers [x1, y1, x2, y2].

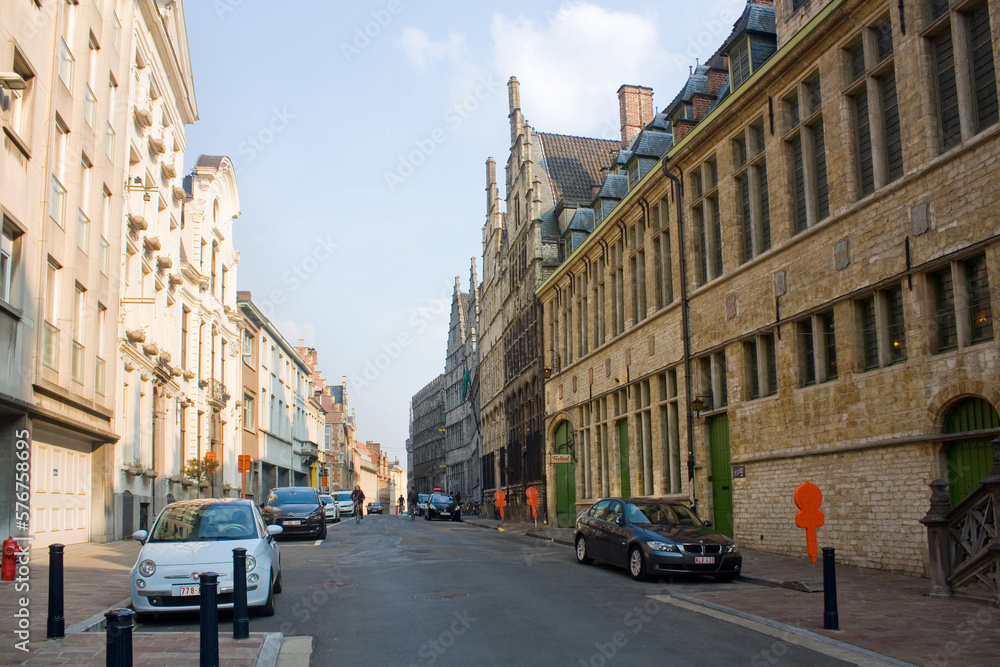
[[140, 515, 853, 666]]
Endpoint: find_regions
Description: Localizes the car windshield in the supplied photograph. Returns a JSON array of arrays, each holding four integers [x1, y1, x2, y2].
[[333, 491, 352, 502], [319, 495, 334, 504], [268, 488, 318, 506], [150, 503, 258, 542], [625, 502, 702, 527], [418, 494, 430, 503], [430, 494, 452, 503]]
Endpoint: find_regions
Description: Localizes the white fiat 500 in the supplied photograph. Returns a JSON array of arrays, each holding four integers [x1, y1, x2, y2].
[[129, 498, 282, 621]]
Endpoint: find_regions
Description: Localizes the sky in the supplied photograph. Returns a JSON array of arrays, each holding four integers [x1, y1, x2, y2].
[[180, 0, 747, 464]]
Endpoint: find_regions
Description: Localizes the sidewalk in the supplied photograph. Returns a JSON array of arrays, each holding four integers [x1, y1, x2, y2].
[[0, 541, 294, 667], [461, 516, 1000, 666]]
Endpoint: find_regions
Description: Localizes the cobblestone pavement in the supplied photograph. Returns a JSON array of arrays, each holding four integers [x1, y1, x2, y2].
[[462, 515, 1000, 666]]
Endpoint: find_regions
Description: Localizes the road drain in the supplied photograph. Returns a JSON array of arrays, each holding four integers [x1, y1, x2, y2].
[[415, 592, 469, 600], [310, 581, 358, 589]]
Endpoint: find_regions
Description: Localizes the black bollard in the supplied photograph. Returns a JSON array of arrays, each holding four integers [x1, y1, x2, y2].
[[47, 543, 65, 638], [105, 608, 135, 667], [822, 547, 839, 630], [199, 572, 220, 667], [232, 548, 249, 639]]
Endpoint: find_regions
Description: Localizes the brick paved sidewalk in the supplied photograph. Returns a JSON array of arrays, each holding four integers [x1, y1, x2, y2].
[[3, 631, 280, 666]]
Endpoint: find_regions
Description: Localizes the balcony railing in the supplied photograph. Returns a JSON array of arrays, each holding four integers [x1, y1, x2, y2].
[[209, 378, 229, 406], [95, 356, 106, 395]]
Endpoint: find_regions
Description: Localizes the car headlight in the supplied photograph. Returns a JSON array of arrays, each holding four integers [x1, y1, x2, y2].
[[724, 544, 739, 554], [139, 559, 156, 577], [245, 556, 257, 572], [647, 541, 679, 552], [135, 579, 146, 589]]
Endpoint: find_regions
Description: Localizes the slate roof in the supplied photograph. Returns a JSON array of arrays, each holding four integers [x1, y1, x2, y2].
[[597, 174, 629, 200], [566, 208, 595, 234], [629, 131, 673, 159], [195, 155, 225, 170], [536, 133, 620, 206], [720, 2, 776, 52]]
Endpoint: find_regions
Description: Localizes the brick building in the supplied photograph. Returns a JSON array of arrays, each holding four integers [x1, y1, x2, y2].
[[538, 0, 1000, 576]]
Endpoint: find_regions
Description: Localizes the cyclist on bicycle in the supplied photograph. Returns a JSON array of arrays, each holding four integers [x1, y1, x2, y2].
[[407, 488, 418, 519], [351, 485, 365, 520], [397, 495, 405, 515]]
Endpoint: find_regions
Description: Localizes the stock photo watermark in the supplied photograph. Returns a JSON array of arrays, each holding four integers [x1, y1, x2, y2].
[[11, 427, 33, 653], [341, 0, 405, 62], [255, 235, 339, 318], [577, 597, 663, 666], [233, 106, 295, 175], [408, 610, 477, 666], [384, 75, 502, 192]]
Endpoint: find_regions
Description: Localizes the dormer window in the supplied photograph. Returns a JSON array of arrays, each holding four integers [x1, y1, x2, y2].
[[730, 38, 751, 88]]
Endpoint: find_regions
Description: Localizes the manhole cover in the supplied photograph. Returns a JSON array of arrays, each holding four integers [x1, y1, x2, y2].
[[415, 592, 468, 600], [310, 581, 358, 589]]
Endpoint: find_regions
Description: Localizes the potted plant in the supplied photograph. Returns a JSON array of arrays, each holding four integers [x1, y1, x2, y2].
[[182, 455, 220, 496], [123, 458, 144, 475], [142, 467, 157, 479]]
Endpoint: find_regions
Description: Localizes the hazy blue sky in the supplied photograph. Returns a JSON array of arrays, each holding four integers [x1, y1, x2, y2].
[[181, 0, 746, 463]]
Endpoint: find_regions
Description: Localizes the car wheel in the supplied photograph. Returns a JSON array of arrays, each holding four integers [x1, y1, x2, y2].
[[258, 574, 276, 617], [715, 573, 738, 583], [575, 535, 594, 565], [628, 546, 647, 581], [273, 567, 283, 594], [318, 523, 327, 540]]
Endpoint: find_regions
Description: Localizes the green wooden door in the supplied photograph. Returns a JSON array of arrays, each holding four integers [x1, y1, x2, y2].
[[554, 421, 577, 527], [618, 419, 631, 497], [945, 397, 999, 506], [709, 413, 734, 538]]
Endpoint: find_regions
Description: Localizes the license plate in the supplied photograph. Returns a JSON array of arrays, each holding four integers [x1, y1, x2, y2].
[[172, 585, 200, 597], [284, 520, 301, 526], [694, 556, 715, 564]]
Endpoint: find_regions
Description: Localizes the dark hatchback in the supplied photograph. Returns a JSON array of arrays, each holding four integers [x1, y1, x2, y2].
[[261, 487, 327, 539], [425, 493, 461, 521], [574, 498, 741, 582]]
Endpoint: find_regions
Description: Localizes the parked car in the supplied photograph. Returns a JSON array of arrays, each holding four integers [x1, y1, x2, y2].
[[574, 498, 741, 582], [129, 498, 282, 621], [416, 493, 430, 517], [425, 493, 461, 522], [330, 489, 355, 517], [367, 501, 383, 514], [318, 494, 341, 523], [260, 486, 327, 539]]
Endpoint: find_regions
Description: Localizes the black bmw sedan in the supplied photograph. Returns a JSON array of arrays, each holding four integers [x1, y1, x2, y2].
[[425, 493, 461, 521], [574, 498, 741, 582]]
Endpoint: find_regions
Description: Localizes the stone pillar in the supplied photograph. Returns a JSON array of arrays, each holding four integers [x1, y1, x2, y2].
[[920, 479, 953, 598]]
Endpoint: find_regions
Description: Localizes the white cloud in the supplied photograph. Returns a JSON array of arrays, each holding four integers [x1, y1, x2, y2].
[[490, 1, 746, 139], [272, 319, 316, 348], [398, 27, 468, 68]]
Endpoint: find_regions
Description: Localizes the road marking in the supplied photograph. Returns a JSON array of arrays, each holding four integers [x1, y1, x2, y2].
[[314, 539, 323, 546]]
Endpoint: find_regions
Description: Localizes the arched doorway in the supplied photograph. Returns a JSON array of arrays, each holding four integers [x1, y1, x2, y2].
[[554, 421, 576, 527], [945, 397, 999, 506]]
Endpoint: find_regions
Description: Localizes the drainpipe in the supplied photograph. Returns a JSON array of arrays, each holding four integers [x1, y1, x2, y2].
[[660, 160, 698, 515]]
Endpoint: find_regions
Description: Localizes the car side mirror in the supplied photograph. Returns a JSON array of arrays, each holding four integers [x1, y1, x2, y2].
[[614, 516, 624, 526], [266, 524, 283, 536], [132, 530, 148, 543], [702, 520, 713, 527]]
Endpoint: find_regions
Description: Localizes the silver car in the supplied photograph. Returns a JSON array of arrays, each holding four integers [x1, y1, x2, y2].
[[330, 489, 355, 516], [318, 494, 342, 523]]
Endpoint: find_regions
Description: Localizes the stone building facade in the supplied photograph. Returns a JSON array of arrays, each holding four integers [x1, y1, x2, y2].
[[408, 374, 445, 493], [444, 261, 481, 500], [539, 0, 1000, 576], [479, 77, 619, 521]]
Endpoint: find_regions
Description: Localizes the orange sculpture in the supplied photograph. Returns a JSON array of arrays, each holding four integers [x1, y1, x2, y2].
[[494, 490, 507, 521], [794, 481, 825, 564], [525, 486, 539, 521]]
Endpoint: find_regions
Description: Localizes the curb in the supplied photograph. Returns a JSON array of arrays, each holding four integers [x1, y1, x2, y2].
[[655, 594, 916, 667], [255, 632, 285, 667], [68, 597, 133, 634]]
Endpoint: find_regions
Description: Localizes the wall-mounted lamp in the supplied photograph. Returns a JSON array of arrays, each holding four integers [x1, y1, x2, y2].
[[690, 395, 709, 419], [0, 72, 27, 90], [543, 367, 551, 379]]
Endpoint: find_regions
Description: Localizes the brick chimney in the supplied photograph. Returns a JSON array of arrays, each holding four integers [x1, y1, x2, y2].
[[617, 84, 654, 148]]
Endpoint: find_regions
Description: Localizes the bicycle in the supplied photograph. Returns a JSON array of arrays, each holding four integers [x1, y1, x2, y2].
[[354, 500, 363, 524]]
